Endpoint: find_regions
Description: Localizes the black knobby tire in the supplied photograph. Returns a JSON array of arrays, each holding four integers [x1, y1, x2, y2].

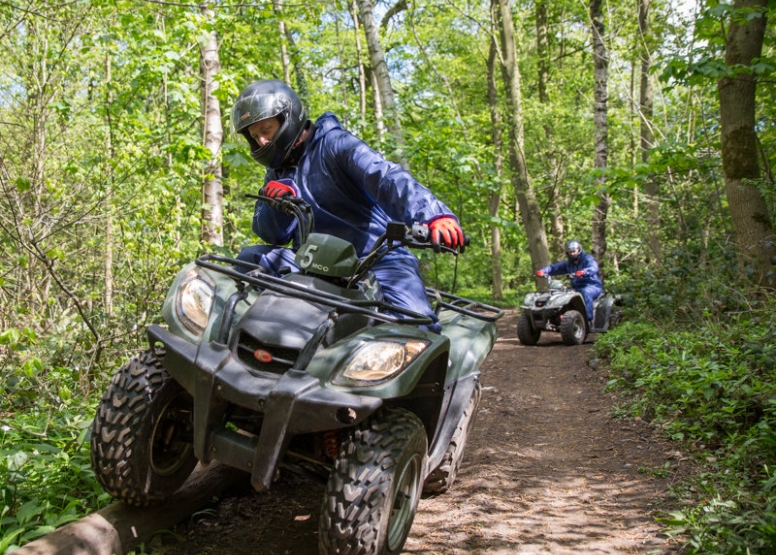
[[90, 348, 197, 507], [319, 406, 427, 555], [517, 313, 541, 346], [423, 382, 481, 496], [559, 309, 586, 345]]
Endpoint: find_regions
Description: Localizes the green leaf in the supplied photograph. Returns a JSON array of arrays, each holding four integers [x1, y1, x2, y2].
[[0, 328, 21, 346], [15, 177, 31, 192], [16, 501, 46, 526], [224, 150, 253, 168], [22, 357, 44, 376]]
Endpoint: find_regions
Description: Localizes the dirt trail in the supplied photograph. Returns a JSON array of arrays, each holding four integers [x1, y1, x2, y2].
[[153, 310, 682, 555]]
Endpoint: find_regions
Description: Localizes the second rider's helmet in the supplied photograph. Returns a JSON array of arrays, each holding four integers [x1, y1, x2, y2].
[[231, 79, 307, 169], [565, 240, 583, 264]]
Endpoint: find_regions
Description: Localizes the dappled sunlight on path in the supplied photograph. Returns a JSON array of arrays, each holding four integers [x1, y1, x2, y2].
[[405, 311, 679, 554]]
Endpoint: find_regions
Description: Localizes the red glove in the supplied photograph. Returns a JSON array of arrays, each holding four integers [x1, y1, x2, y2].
[[536, 270, 545, 277], [575, 270, 586, 277], [261, 180, 296, 198], [428, 216, 464, 249]]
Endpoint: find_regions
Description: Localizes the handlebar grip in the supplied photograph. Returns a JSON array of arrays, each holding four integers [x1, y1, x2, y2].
[[460, 235, 471, 254]]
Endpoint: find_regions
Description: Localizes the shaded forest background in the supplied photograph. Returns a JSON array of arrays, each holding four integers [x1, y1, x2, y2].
[[1, 0, 775, 553]]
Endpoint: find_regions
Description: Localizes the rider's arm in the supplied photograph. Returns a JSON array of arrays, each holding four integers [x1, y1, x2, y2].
[[251, 176, 298, 245], [541, 260, 571, 276], [332, 130, 457, 226], [578, 254, 600, 276]]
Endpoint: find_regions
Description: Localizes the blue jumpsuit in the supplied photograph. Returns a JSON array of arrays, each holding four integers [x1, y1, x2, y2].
[[538, 252, 604, 322], [237, 112, 458, 332]]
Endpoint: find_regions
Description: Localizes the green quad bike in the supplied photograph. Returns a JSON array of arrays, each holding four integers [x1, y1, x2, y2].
[[90, 194, 503, 555], [517, 274, 622, 346]]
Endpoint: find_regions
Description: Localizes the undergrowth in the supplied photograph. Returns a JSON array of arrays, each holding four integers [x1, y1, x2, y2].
[[0, 329, 110, 554], [593, 275, 776, 554]]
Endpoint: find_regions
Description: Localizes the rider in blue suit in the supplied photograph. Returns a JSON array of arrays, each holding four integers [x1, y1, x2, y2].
[[231, 80, 464, 333], [536, 240, 604, 324]]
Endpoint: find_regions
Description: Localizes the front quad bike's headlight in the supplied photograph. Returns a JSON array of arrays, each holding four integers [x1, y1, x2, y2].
[[176, 269, 216, 336], [333, 340, 429, 387]]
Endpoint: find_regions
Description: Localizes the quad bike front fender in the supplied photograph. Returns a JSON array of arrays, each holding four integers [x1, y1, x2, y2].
[[438, 308, 498, 382], [423, 372, 479, 477], [146, 324, 383, 492], [591, 294, 624, 333]]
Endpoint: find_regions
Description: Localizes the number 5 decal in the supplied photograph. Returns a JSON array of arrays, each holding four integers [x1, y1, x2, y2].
[[299, 244, 318, 268]]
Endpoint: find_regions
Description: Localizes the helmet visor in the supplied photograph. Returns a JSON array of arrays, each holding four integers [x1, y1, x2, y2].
[[232, 91, 291, 134]]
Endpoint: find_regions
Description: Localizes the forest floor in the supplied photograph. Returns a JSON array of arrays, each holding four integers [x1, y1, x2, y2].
[[151, 310, 690, 555]]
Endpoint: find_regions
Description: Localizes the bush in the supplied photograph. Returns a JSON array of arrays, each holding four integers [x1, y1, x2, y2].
[[593, 288, 776, 553]]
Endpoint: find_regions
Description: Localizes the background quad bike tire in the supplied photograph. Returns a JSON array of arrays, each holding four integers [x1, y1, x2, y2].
[[422, 382, 482, 495], [560, 309, 586, 345], [318, 406, 427, 555], [516, 312, 541, 346], [90, 348, 198, 507]]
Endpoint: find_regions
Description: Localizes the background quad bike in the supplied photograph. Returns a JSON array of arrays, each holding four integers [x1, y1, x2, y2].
[[90, 196, 502, 555], [517, 275, 623, 346]]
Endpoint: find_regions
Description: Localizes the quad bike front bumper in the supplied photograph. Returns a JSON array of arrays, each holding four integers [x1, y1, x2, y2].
[[147, 324, 382, 491], [521, 305, 563, 331]]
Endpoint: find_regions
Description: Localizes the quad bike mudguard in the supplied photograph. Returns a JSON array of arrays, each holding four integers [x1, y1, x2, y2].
[[147, 323, 385, 491], [591, 293, 617, 333], [423, 306, 497, 469]]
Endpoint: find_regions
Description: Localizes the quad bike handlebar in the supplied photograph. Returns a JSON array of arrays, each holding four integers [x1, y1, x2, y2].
[[249, 193, 470, 255], [193, 195, 501, 330]]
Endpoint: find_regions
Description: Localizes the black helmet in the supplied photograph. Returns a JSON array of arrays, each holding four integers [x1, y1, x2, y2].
[[231, 80, 307, 169], [565, 240, 583, 263]]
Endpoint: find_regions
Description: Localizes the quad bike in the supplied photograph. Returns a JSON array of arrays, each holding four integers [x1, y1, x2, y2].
[[517, 274, 622, 346], [90, 194, 503, 555]]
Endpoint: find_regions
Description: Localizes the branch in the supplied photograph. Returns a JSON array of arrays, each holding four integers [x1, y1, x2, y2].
[[28, 239, 103, 355], [380, 0, 406, 29]]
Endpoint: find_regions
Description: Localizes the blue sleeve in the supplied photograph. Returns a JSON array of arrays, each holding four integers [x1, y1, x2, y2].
[[580, 254, 599, 275], [252, 201, 296, 245], [540, 260, 571, 276], [251, 177, 298, 246], [331, 132, 456, 225]]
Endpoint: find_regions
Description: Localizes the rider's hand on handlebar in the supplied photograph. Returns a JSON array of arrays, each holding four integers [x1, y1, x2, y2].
[[261, 180, 297, 199], [536, 269, 545, 277], [429, 216, 464, 250], [575, 269, 586, 277]]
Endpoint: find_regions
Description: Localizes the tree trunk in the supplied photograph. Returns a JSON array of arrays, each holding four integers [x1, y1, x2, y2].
[[718, 0, 775, 285], [273, 0, 291, 85], [356, 0, 409, 168], [536, 0, 564, 259], [493, 0, 549, 272], [350, 0, 368, 131], [590, 0, 609, 264], [639, 0, 660, 263], [104, 54, 114, 316], [486, 36, 504, 301], [199, 3, 224, 247], [280, 26, 309, 105]]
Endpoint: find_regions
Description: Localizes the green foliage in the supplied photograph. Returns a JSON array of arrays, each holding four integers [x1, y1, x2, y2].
[[0, 410, 106, 553], [594, 275, 776, 553]]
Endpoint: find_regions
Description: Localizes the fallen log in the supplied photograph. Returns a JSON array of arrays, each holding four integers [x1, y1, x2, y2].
[[11, 463, 248, 555]]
